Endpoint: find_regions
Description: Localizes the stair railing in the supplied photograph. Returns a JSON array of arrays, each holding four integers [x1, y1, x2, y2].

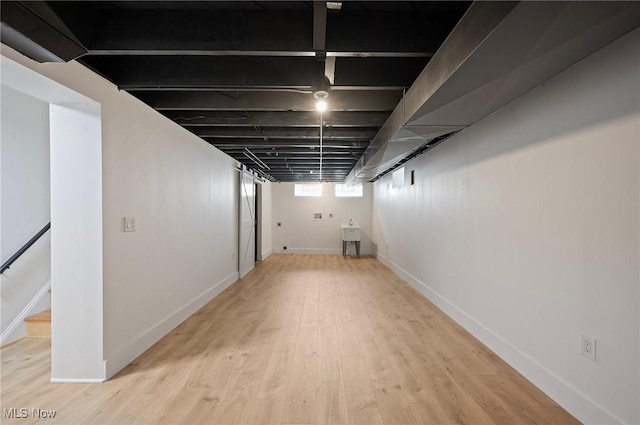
[[1, 222, 51, 274]]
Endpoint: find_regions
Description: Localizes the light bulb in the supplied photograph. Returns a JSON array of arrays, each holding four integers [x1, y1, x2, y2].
[[316, 100, 327, 112]]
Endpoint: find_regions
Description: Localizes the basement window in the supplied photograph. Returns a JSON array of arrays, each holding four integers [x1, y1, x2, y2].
[[294, 183, 322, 197], [335, 183, 363, 197], [392, 167, 405, 188]]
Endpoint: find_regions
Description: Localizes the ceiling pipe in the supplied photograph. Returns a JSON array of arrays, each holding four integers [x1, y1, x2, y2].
[[243, 148, 270, 170]]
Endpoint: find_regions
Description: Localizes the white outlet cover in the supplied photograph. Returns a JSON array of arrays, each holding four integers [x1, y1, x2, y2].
[[581, 334, 596, 361]]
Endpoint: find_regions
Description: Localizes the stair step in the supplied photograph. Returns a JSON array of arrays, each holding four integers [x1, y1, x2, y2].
[[25, 309, 51, 322], [24, 309, 51, 338]]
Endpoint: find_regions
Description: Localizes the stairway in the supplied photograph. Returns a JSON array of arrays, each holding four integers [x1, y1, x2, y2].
[[24, 309, 51, 338]]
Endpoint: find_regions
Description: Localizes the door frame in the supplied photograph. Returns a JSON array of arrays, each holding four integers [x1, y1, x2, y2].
[[238, 169, 256, 278], [255, 182, 262, 262]]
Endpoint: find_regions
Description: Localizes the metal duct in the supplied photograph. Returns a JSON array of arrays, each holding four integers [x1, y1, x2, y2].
[[346, 1, 640, 184], [0, 2, 87, 62]]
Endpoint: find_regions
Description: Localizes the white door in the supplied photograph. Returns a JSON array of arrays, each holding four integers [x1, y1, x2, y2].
[[239, 171, 256, 278], [255, 183, 263, 262]]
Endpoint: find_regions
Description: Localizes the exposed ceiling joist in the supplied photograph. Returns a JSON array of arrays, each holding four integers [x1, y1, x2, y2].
[[222, 151, 366, 158], [81, 56, 427, 89], [216, 143, 367, 150], [92, 9, 312, 53], [0, 0, 472, 183], [163, 111, 388, 128], [313, 1, 327, 55], [85, 9, 465, 55], [325, 56, 336, 85], [224, 150, 362, 156], [193, 127, 377, 140], [229, 155, 358, 161], [136, 90, 402, 112], [254, 161, 356, 166], [88, 50, 432, 58]]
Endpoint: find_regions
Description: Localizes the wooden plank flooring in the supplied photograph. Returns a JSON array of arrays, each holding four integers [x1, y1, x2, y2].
[[0, 254, 580, 424]]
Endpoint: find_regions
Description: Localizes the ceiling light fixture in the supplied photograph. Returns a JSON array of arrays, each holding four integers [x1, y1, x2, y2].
[[313, 90, 329, 112], [315, 100, 327, 112], [327, 2, 342, 10], [319, 114, 323, 181], [313, 91, 328, 181]]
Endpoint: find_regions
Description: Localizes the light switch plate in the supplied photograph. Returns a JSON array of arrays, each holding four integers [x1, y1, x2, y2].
[[124, 216, 136, 232]]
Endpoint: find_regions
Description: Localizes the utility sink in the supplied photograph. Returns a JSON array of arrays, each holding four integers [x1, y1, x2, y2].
[[342, 225, 361, 241]]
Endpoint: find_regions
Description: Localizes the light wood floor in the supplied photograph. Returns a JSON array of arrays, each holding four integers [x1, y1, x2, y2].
[[1, 254, 580, 425]]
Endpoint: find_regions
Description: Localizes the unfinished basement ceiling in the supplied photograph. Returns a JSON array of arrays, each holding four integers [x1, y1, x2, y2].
[[0, 0, 471, 182]]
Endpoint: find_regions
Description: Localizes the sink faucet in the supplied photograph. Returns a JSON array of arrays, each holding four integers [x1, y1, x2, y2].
[[349, 218, 353, 226]]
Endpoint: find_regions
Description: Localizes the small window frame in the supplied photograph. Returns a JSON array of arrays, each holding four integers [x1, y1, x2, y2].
[[392, 167, 405, 188], [294, 183, 322, 197], [335, 183, 363, 198]]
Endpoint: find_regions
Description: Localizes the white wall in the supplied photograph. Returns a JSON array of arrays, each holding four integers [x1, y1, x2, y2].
[[2, 45, 240, 379], [99, 93, 238, 377], [260, 180, 273, 260], [50, 102, 104, 381], [0, 86, 50, 259], [0, 86, 51, 343], [372, 30, 639, 425], [272, 182, 373, 255], [2, 55, 106, 379]]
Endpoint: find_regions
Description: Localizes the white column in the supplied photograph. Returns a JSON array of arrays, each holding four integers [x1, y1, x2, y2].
[[50, 103, 104, 382]]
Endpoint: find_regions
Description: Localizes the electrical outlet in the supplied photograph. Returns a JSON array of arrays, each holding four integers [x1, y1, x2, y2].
[[581, 334, 596, 361], [231, 252, 235, 261]]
